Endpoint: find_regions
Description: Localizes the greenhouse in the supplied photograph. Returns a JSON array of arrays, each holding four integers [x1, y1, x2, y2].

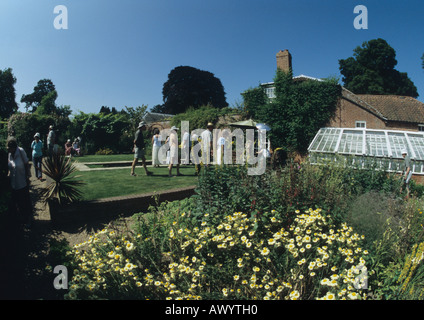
[[308, 127, 424, 175]]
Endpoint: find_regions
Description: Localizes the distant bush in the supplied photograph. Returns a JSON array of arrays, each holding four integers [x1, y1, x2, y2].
[[95, 148, 114, 155]]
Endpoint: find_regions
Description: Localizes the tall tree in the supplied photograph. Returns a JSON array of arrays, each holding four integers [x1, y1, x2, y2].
[[21, 79, 56, 112], [339, 38, 418, 98], [162, 66, 228, 114], [34, 90, 58, 115], [421, 53, 424, 69], [0, 68, 18, 119], [124, 105, 148, 132]]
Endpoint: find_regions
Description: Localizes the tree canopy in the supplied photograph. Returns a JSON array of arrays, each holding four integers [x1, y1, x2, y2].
[[0, 68, 18, 119], [161, 66, 228, 114], [21, 79, 56, 112], [339, 38, 418, 98]]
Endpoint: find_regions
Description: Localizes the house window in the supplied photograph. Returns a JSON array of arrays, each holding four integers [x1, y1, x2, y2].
[[355, 121, 366, 128], [265, 87, 276, 99], [418, 124, 424, 132]]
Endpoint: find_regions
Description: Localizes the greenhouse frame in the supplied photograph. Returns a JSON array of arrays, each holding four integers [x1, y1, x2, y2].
[[308, 127, 424, 175]]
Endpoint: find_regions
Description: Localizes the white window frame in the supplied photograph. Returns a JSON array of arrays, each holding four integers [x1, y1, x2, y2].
[[355, 121, 366, 128]]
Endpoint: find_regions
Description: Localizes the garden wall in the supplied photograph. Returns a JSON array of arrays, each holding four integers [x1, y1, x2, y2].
[[49, 185, 196, 226]]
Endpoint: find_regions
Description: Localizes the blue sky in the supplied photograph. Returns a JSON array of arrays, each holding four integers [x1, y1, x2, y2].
[[1, 0, 423, 115]]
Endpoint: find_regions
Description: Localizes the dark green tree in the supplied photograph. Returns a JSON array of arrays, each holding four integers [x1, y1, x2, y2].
[[162, 66, 228, 114], [150, 104, 167, 114], [421, 53, 424, 69], [0, 68, 18, 119], [34, 90, 58, 115], [339, 39, 418, 97], [21, 79, 56, 112]]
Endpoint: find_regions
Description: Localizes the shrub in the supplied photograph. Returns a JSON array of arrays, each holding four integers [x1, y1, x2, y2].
[[95, 148, 114, 155], [41, 153, 85, 205], [64, 207, 372, 300]]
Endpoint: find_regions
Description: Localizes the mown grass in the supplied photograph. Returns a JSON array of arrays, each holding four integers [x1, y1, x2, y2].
[[74, 165, 197, 201], [72, 154, 139, 163]]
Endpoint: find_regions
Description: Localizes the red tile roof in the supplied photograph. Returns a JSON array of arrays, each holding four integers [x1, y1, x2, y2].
[[342, 88, 424, 123]]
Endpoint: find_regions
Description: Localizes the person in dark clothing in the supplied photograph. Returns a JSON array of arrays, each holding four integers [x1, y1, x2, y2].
[[131, 121, 152, 176]]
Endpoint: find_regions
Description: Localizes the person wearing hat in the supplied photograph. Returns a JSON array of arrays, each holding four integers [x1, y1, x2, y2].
[[47, 125, 56, 155], [131, 121, 152, 176], [200, 122, 214, 168], [31, 133, 44, 180], [64, 139, 74, 156], [166, 126, 181, 177], [401, 149, 412, 198]]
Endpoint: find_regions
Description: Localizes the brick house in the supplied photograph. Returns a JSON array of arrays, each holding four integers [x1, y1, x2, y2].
[[331, 89, 424, 132], [264, 50, 424, 132]]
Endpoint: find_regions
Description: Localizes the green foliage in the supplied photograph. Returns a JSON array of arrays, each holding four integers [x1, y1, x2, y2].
[[162, 66, 228, 114], [422, 53, 424, 70], [246, 69, 341, 154], [7, 112, 71, 157], [0, 68, 19, 119], [170, 105, 236, 131], [339, 38, 418, 98], [20, 79, 56, 113], [70, 111, 133, 154], [62, 159, 424, 300], [41, 153, 85, 205], [95, 148, 114, 155], [0, 136, 10, 217], [240, 86, 267, 119]]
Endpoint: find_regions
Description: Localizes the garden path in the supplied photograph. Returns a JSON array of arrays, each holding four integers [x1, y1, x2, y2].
[[0, 174, 133, 299]]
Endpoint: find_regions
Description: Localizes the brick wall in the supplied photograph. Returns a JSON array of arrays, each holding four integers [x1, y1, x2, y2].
[[328, 97, 387, 129], [327, 97, 419, 132]]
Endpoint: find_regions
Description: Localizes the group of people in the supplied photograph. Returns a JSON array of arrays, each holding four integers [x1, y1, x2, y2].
[[5, 124, 81, 229], [131, 121, 216, 177], [5, 121, 415, 230], [64, 138, 81, 157]]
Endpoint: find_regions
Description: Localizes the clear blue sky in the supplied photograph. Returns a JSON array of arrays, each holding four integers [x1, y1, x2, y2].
[[1, 0, 423, 115]]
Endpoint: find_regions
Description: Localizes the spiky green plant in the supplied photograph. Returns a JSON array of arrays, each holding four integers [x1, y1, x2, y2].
[[41, 153, 84, 205]]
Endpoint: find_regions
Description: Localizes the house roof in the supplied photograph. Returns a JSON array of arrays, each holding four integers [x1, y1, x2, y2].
[[261, 74, 424, 124], [355, 94, 424, 124], [143, 112, 174, 123]]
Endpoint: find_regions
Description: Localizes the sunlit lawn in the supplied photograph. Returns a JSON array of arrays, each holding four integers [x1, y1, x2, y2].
[[74, 165, 198, 201], [72, 154, 142, 163]]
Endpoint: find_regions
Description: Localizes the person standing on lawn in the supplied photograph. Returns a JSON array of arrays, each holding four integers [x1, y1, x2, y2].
[[131, 121, 152, 176], [47, 125, 56, 155], [151, 128, 161, 168], [31, 133, 43, 181], [167, 126, 181, 177], [201, 122, 214, 167]]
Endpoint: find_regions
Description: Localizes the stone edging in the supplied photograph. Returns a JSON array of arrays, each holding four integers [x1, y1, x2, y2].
[[49, 185, 197, 227]]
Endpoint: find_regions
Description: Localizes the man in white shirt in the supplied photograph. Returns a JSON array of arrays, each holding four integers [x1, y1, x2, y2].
[[47, 125, 56, 155], [201, 122, 213, 166]]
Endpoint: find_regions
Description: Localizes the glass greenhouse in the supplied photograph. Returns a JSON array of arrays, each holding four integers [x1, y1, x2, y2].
[[308, 128, 424, 175]]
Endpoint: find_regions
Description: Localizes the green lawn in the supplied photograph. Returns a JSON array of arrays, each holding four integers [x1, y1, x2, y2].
[[72, 154, 140, 163], [74, 165, 198, 201]]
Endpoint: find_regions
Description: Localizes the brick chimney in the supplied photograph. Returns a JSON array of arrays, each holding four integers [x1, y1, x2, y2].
[[276, 49, 292, 73]]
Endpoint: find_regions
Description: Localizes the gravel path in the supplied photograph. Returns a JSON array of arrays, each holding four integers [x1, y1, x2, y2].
[[0, 174, 132, 300]]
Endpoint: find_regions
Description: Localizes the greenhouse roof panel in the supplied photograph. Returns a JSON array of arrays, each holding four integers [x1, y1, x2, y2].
[[308, 128, 424, 160]]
